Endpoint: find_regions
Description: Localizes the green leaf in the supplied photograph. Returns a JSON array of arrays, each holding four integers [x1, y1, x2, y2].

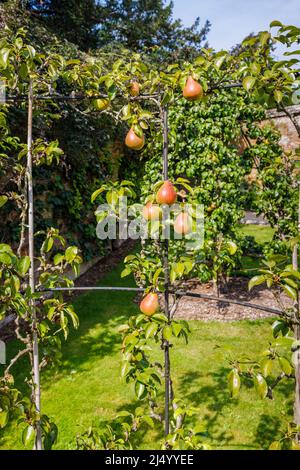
[[135, 381, 146, 399], [272, 320, 289, 338], [163, 325, 173, 341], [18, 256, 30, 276], [261, 358, 273, 378], [0, 48, 10, 68], [22, 425, 35, 446], [226, 240, 237, 255], [172, 323, 183, 337], [143, 415, 154, 428], [92, 98, 109, 111], [278, 357, 293, 376], [153, 268, 163, 286], [152, 313, 168, 323], [260, 31, 270, 46], [0, 195, 8, 208], [248, 275, 266, 291], [175, 262, 185, 277], [215, 54, 227, 69], [242, 76, 256, 92], [274, 90, 283, 103], [145, 322, 158, 339], [254, 374, 268, 399], [0, 252, 12, 265], [283, 277, 298, 289], [269, 440, 281, 450], [0, 411, 9, 429], [227, 369, 241, 398], [282, 284, 297, 301], [65, 246, 78, 263], [91, 187, 105, 203], [42, 237, 54, 253], [121, 362, 134, 378], [26, 45, 36, 59], [270, 20, 283, 28], [121, 267, 131, 278], [53, 253, 64, 265]]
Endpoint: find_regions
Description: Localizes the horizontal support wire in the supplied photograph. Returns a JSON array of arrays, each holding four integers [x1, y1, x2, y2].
[[4, 83, 242, 103], [40, 286, 283, 316]]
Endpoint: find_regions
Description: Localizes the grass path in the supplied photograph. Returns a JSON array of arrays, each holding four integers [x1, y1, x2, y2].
[[0, 256, 293, 450]]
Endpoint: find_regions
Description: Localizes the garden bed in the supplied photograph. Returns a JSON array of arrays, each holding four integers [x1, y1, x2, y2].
[[173, 277, 291, 322]]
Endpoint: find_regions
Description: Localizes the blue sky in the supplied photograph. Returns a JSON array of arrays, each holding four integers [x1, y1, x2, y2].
[[173, 0, 299, 54]]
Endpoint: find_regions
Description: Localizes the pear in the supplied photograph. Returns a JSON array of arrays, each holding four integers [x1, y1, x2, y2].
[[174, 212, 192, 235], [140, 293, 159, 316], [183, 76, 203, 101], [125, 128, 145, 150], [130, 81, 140, 97], [156, 181, 177, 205]]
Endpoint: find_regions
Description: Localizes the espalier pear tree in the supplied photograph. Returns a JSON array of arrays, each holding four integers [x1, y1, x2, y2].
[[0, 19, 299, 450]]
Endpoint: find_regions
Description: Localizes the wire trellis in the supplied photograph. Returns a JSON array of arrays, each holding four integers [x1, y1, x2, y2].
[[18, 79, 281, 448]]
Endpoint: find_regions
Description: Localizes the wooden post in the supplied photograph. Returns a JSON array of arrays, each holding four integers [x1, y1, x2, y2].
[[162, 106, 171, 437], [27, 80, 42, 450]]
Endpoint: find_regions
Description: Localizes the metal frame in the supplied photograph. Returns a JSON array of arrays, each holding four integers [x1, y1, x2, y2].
[[19, 81, 283, 447]]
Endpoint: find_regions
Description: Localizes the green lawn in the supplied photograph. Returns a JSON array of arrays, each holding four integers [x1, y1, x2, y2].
[[235, 224, 275, 277], [0, 256, 293, 450], [237, 224, 275, 244]]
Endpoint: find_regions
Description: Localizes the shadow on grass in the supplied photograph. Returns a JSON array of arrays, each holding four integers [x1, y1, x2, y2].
[[253, 379, 294, 449], [41, 288, 139, 386], [179, 368, 237, 446], [253, 414, 282, 449], [179, 366, 295, 449]]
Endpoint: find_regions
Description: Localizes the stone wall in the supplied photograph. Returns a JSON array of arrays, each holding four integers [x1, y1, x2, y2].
[[265, 105, 300, 151]]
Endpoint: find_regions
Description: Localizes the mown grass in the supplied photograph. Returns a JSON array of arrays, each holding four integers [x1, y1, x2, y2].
[[235, 224, 275, 277], [0, 254, 293, 450], [237, 224, 275, 245]]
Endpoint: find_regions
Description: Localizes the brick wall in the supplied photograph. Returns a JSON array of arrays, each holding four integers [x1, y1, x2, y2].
[[265, 105, 300, 151]]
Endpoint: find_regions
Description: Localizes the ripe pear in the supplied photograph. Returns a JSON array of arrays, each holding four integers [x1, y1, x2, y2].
[[125, 128, 145, 150], [156, 181, 177, 205], [130, 81, 140, 97], [183, 76, 203, 101], [140, 293, 159, 316], [142, 202, 161, 221], [174, 212, 192, 235]]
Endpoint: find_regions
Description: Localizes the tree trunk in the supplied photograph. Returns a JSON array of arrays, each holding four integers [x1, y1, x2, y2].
[[292, 185, 300, 441]]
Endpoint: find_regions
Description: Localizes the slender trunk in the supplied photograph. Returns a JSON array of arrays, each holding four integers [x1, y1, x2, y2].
[[293, 184, 300, 441], [27, 81, 42, 450], [216, 273, 221, 314], [280, 105, 300, 139], [162, 106, 171, 437]]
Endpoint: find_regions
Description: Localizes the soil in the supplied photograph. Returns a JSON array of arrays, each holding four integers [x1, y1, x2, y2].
[[172, 277, 291, 322], [68, 242, 291, 321]]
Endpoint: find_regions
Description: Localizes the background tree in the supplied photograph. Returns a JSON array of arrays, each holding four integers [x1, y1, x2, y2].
[[18, 0, 102, 51], [96, 0, 210, 61]]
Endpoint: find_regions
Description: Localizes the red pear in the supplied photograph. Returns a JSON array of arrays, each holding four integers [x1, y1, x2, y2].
[[140, 292, 159, 316], [142, 202, 161, 221], [174, 212, 192, 235], [125, 128, 145, 150], [156, 181, 177, 205], [130, 81, 140, 97], [183, 76, 203, 101]]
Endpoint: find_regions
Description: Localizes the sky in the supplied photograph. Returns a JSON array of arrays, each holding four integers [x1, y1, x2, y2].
[[172, 0, 299, 55]]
